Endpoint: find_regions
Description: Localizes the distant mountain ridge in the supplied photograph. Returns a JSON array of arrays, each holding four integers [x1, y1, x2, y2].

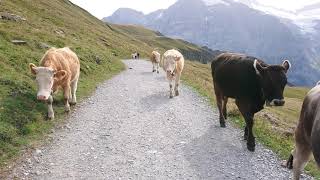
[[104, 0, 320, 86]]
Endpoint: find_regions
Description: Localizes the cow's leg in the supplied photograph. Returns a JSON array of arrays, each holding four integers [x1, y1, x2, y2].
[[47, 95, 54, 119], [174, 73, 181, 96], [244, 114, 255, 151], [70, 76, 79, 105], [157, 63, 159, 73], [244, 125, 248, 140], [236, 99, 255, 151], [214, 83, 226, 127], [152, 62, 156, 72], [63, 85, 71, 112], [222, 96, 228, 119], [169, 78, 174, 98], [292, 143, 311, 180]]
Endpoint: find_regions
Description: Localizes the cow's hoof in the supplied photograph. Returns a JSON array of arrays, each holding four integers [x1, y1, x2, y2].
[[152, 70, 155, 72], [169, 95, 174, 99], [247, 145, 255, 152], [220, 123, 226, 128], [175, 91, 179, 96], [157, 71, 159, 74], [285, 154, 294, 169], [47, 113, 54, 120], [69, 101, 77, 106], [65, 106, 70, 112]]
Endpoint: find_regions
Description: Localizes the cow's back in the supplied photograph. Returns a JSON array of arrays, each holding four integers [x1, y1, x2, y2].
[[40, 47, 80, 81], [211, 53, 263, 101]]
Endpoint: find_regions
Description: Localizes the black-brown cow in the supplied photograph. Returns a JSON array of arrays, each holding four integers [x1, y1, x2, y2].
[[211, 53, 291, 151], [285, 82, 320, 180]]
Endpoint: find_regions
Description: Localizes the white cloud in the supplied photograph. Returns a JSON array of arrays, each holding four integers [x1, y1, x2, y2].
[[70, 0, 177, 19], [254, 0, 320, 11]]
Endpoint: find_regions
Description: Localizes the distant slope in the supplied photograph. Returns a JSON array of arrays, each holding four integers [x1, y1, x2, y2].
[[111, 24, 223, 63]]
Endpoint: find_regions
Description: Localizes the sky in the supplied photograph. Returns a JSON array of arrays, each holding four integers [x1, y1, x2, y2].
[[252, 0, 320, 11], [69, 0, 320, 19], [69, 0, 177, 19]]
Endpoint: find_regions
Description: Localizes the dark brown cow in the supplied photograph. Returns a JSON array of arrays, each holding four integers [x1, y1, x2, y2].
[[285, 82, 320, 180], [211, 53, 291, 151]]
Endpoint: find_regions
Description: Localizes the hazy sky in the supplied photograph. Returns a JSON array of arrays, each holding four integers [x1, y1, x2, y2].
[[252, 0, 320, 11], [70, 0, 320, 19], [70, 0, 177, 19]]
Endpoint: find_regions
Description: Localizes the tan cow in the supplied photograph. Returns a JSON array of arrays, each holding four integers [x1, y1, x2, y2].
[[285, 82, 320, 180], [150, 50, 161, 73], [161, 49, 184, 98], [29, 47, 80, 119]]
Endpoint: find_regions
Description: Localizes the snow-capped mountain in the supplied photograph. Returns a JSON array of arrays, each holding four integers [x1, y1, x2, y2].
[[233, 0, 320, 33], [104, 0, 320, 86]]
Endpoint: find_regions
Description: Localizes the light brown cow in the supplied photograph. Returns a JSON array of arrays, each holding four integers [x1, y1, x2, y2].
[[285, 82, 320, 179], [150, 50, 161, 73], [29, 47, 80, 119], [161, 49, 184, 98]]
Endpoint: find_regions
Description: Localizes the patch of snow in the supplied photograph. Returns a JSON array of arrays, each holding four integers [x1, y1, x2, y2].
[[238, 1, 320, 34], [203, 0, 230, 6], [156, 12, 163, 19]]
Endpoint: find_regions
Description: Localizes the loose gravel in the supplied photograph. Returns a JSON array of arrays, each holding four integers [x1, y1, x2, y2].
[[7, 60, 312, 179]]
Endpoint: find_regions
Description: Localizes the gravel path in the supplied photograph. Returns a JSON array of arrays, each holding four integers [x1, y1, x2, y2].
[[7, 60, 312, 179]]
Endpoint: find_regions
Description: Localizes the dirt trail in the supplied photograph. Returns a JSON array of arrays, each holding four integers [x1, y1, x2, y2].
[[7, 60, 312, 179]]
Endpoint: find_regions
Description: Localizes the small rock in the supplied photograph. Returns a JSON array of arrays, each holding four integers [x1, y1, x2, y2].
[[54, 29, 65, 36], [26, 158, 32, 164], [11, 40, 27, 45], [95, 55, 102, 65], [35, 149, 42, 154], [1, 12, 26, 21], [38, 42, 50, 49]]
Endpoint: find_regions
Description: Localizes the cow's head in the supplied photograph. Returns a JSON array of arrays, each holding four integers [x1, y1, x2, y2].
[[29, 63, 66, 101], [165, 55, 181, 78], [253, 59, 291, 106]]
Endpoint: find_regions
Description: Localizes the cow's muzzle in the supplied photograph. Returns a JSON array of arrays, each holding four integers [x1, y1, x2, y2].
[[37, 95, 48, 101], [266, 99, 285, 106], [167, 70, 175, 77]]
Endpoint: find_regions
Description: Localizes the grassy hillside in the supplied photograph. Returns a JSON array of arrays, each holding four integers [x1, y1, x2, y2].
[[112, 24, 223, 63]]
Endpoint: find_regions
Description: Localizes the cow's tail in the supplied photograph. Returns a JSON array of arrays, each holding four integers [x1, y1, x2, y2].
[[311, 116, 320, 166]]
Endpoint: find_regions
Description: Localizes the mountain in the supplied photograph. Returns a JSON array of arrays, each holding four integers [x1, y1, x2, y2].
[[102, 8, 146, 25], [104, 0, 320, 86], [236, 0, 320, 34]]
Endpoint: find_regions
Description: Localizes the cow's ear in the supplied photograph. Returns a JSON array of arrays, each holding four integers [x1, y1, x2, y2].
[[253, 59, 265, 75], [175, 56, 181, 61], [282, 60, 291, 73], [54, 70, 67, 81], [29, 63, 38, 75]]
